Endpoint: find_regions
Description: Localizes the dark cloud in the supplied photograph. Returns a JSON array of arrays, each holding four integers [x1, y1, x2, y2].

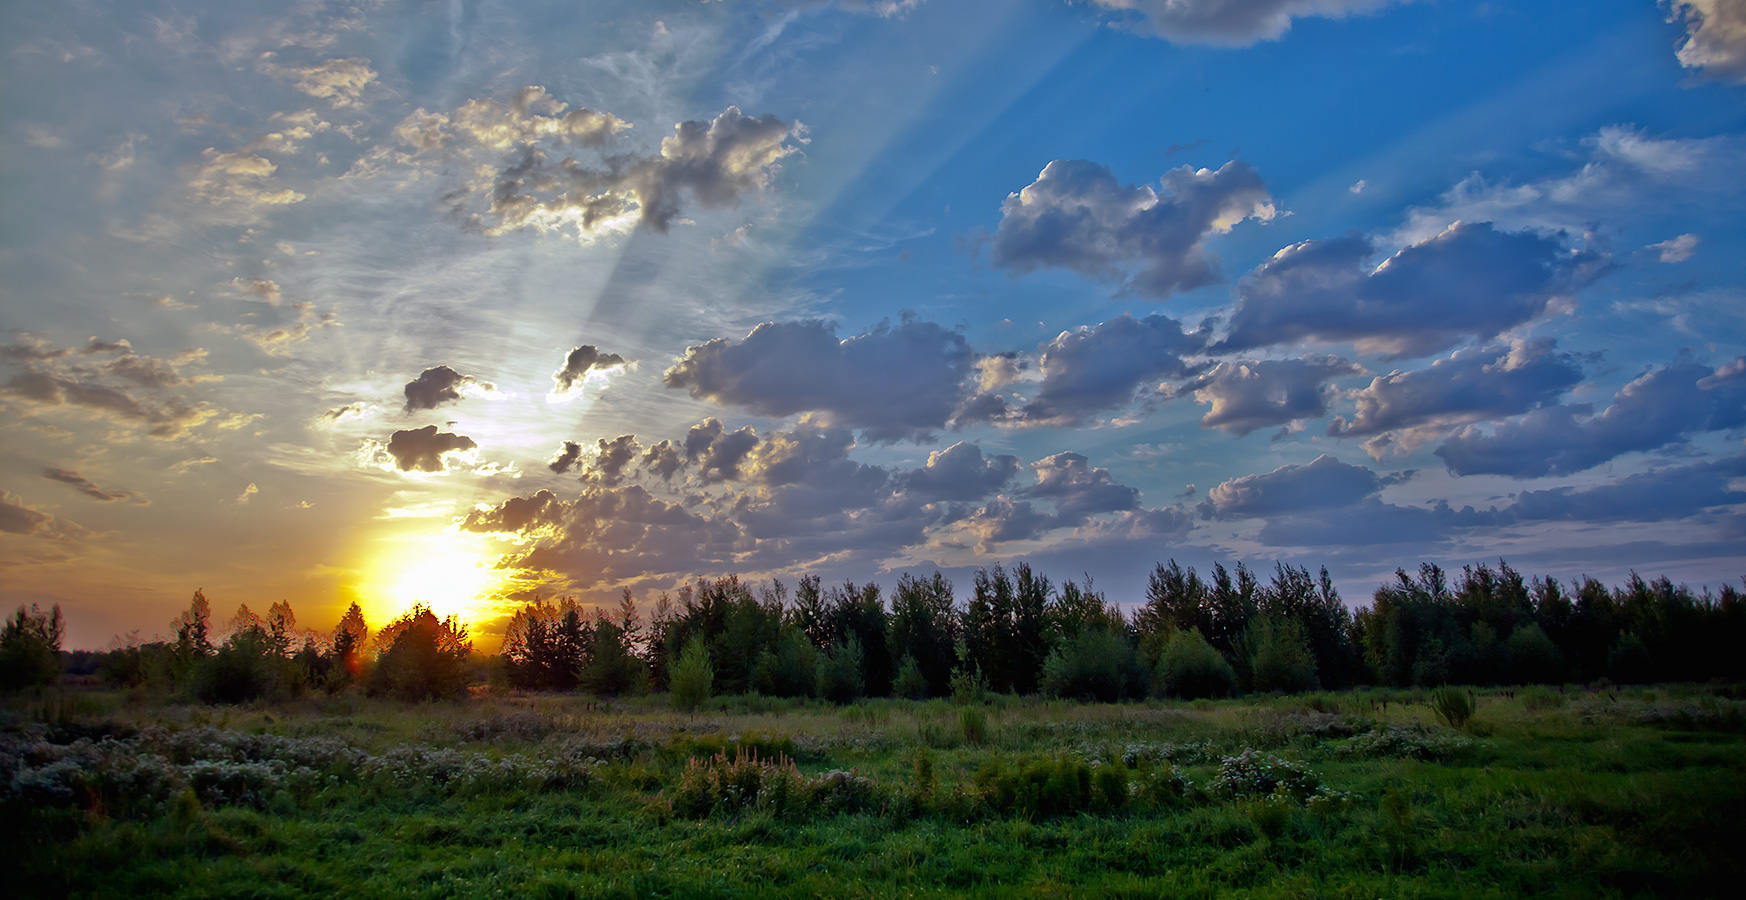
[[1502, 456, 1746, 525], [583, 435, 641, 485], [384, 425, 478, 473], [317, 402, 367, 424], [1171, 354, 1363, 436], [1257, 498, 1494, 547], [403, 365, 493, 413], [548, 440, 583, 474], [989, 158, 1275, 298], [42, 468, 147, 504], [1090, 0, 1407, 47], [1197, 454, 1386, 520], [1329, 339, 1585, 452], [1, 337, 225, 439], [1219, 222, 1603, 359], [898, 442, 1020, 502], [550, 345, 628, 397], [1436, 356, 1746, 478], [682, 417, 761, 482], [1019, 313, 1203, 425], [965, 497, 1059, 546], [0, 490, 91, 541], [397, 89, 802, 242], [460, 489, 564, 534], [640, 440, 683, 481], [664, 319, 981, 441]]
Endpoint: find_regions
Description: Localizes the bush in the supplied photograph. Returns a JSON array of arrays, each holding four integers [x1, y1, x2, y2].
[[815, 635, 865, 705], [1505, 623, 1565, 685], [751, 627, 817, 698], [193, 627, 280, 704], [1249, 616, 1319, 693], [0, 604, 63, 690], [1155, 629, 1237, 699], [959, 706, 989, 745], [1430, 686, 1475, 730], [1040, 629, 1145, 702], [893, 655, 929, 700], [670, 638, 714, 712]]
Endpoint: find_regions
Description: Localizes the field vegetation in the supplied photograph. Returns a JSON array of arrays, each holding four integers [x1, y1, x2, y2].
[[5, 558, 1744, 896]]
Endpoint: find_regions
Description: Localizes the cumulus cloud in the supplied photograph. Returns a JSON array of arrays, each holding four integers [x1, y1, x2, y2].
[[548, 441, 583, 474], [42, 468, 148, 504], [382, 425, 479, 473], [1090, 0, 1406, 47], [261, 56, 378, 107], [898, 442, 1020, 502], [1502, 455, 1746, 525], [1018, 313, 1203, 426], [990, 158, 1276, 297], [1023, 452, 1141, 524], [315, 402, 368, 426], [403, 365, 496, 413], [582, 435, 642, 486], [549, 345, 628, 400], [1667, 0, 1746, 84], [1328, 339, 1585, 457], [1435, 356, 1746, 477], [640, 440, 684, 482], [664, 319, 981, 441], [1220, 221, 1601, 358], [396, 88, 802, 243], [1170, 354, 1363, 436], [1197, 454, 1386, 520]]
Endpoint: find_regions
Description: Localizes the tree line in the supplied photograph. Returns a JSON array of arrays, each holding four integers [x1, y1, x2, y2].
[[6, 560, 1744, 702]]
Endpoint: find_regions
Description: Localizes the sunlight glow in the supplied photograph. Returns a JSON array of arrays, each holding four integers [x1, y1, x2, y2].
[[357, 529, 507, 626]]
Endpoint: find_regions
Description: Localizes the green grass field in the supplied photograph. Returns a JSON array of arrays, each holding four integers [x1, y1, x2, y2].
[[6, 685, 1743, 898]]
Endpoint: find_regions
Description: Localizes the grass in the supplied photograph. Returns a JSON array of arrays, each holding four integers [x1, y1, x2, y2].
[[5, 684, 1743, 898]]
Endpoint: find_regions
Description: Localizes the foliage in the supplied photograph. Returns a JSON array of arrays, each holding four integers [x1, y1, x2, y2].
[[1154, 628, 1237, 699], [0, 604, 63, 690], [815, 634, 866, 705], [1039, 627, 1145, 701], [892, 654, 928, 700], [669, 637, 713, 712], [368, 605, 473, 701], [1430, 686, 1475, 730], [1248, 615, 1320, 693]]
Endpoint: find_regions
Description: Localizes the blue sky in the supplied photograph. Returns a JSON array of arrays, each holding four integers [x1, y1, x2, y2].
[[2, 0, 1743, 648]]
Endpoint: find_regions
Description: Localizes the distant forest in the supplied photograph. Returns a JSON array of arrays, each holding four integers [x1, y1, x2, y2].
[[6, 560, 1744, 703]]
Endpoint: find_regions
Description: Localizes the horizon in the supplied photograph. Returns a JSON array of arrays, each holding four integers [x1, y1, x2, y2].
[[3, 0, 1744, 652]]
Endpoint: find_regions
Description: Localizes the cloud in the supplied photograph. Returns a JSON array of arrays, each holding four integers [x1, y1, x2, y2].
[[549, 345, 629, 400], [1328, 339, 1585, 456], [1219, 221, 1602, 358], [640, 440, 684, 481], [1171, 354, 1363, 436], [382, 425, 479, 474], [1089, 0, 1405, 46], [207, 301, 339, 356], [42, 468, 148, 504], [396, 88, 802, 243], [1435, 356, 1746, 477], [1197, 454, 1385, 520], [581, 435, 642, 486], [235, 482, 259, 504], [1, 337, 226, 440], [1647, 233, 1699, 263], [989, 158, 1276, 297], [1018, 313, 1204, 425], [664, 319, 982, 441], [315, 402, 368, 426], [403, 365, 496, 413], [1023, 452, 1141, 524], [0, 490, 92, 541], [548, 441, 583, 475], [898, 442, 1020, 502], [189, 149, 305, 214], [1393, 126, 1746, 245], [1256, 497, 1491, 546], [684, 418, 762, 482], [1668, 0, 1746, 84], [261, 56, 378, 107], [1502, 455, 1746, 525]]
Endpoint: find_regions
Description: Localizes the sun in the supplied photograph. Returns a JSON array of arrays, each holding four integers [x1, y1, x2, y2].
[[358, 529, 507, 625]]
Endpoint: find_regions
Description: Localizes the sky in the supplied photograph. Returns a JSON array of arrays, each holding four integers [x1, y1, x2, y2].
[[2, 0, 1743, 650]]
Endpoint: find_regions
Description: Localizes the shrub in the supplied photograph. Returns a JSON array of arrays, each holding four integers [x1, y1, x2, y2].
[[0, 604, 63, 690], [751, 627, 817, 698], [815, 635, 865, 705], [893, 655, 929, 700], [1040, 628, 1145, 702], [1249, 616, 1319, 693], [971, 756, 1098, 819], [193, 627, 280, 704], [368, 605, 472, 701], [1155, 629, 1237, 699], [670, 638, 714, 712], [1505, 623, 1565, 685], [1430, 686, 1475, 730], [959, 706, 989, 745]]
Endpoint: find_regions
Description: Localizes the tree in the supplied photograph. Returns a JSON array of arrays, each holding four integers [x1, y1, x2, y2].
[[369, 604, 473, 700], [0, 603, 63, 690], [1248, 615, 1319, 693], [670, 637, 713, 711], [889, 571, 958, 698], [328, 602, 370, 687]]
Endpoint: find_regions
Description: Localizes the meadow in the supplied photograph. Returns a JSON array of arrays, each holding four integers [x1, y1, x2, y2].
[[6, 683, 1743, 899]]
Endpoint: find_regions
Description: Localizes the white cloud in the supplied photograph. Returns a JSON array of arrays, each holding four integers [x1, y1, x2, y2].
[[1090, 0, 1407, 47], [1647, 233, 1699, 262], [1667, 0, 1746, 84]]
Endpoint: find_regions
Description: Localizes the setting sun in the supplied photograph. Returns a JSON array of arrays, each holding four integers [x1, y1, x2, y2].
[[357, 530, 507, 626]]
